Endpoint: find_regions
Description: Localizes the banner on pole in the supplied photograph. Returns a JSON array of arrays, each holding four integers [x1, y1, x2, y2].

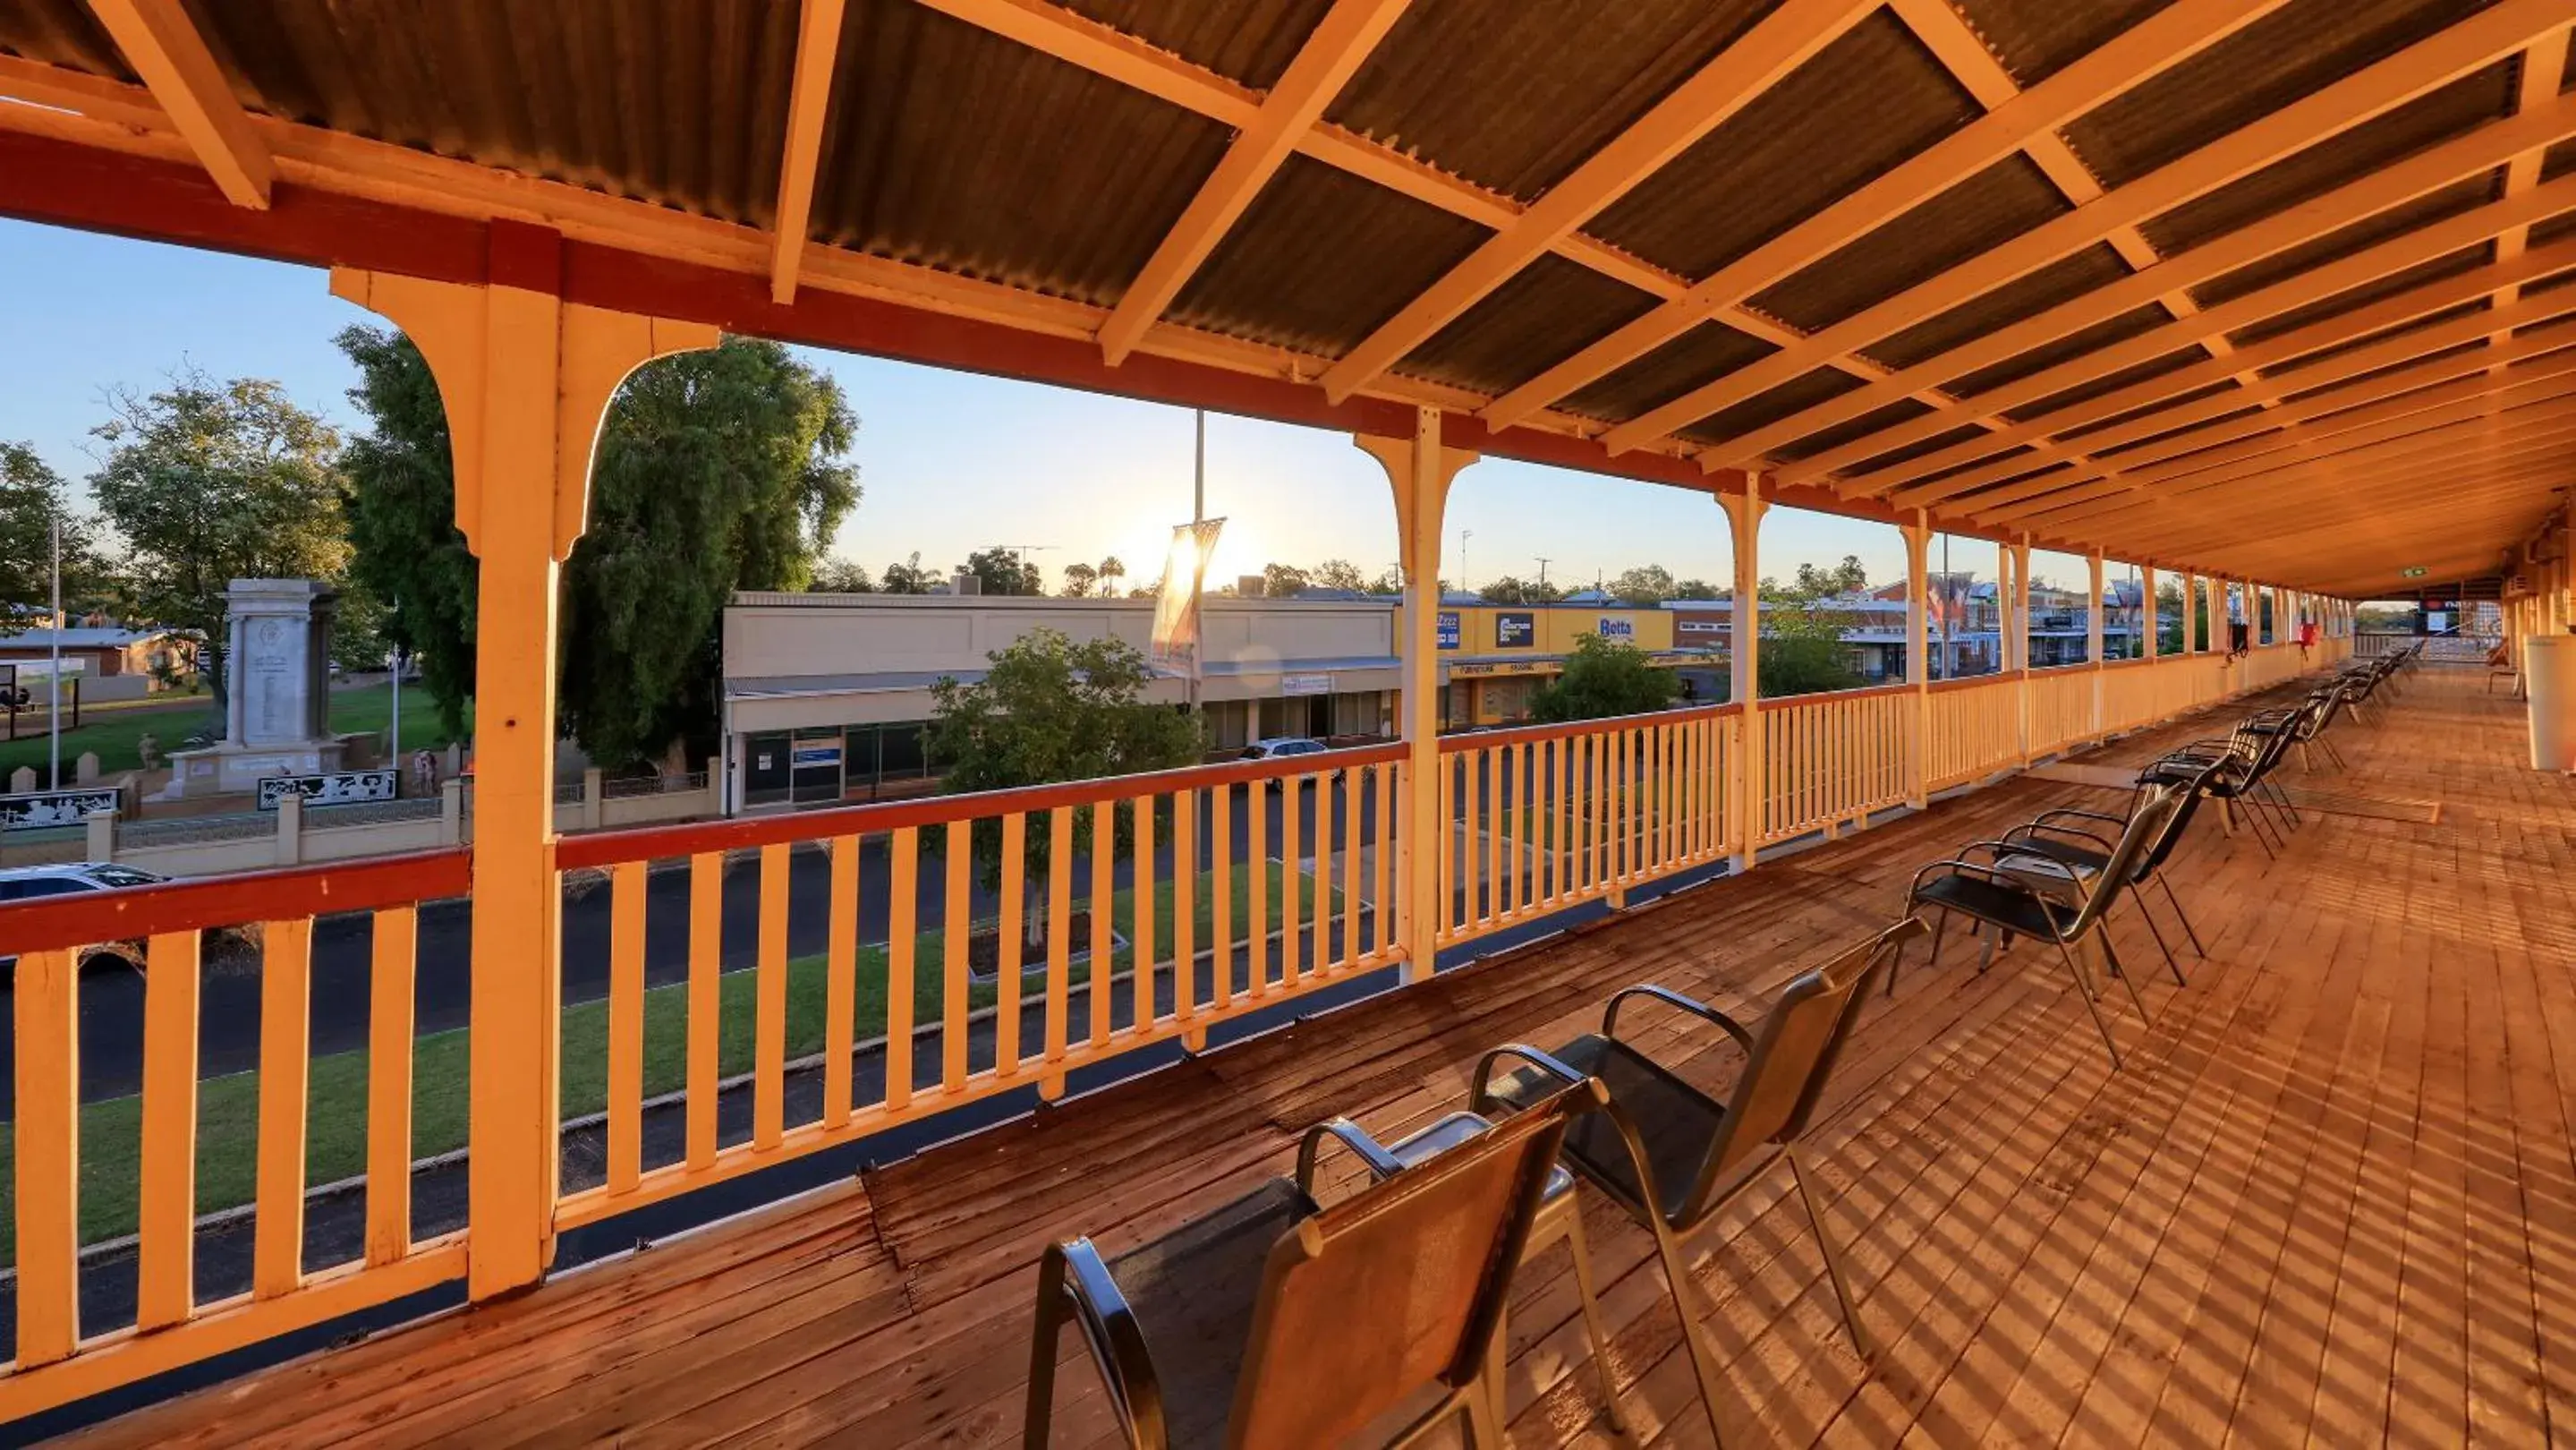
[[1149, 518, 1226, 677]]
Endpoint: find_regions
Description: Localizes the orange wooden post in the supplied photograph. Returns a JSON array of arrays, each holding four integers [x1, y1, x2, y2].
[[1356, 409, 1476, 985], [1721, 475, 1765, 868], [1902, 510, 1932, 808], [332, 229, 717, 1301]]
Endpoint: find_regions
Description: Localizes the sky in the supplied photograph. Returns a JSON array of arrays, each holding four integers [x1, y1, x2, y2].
[[0, 218, 1924, 595]]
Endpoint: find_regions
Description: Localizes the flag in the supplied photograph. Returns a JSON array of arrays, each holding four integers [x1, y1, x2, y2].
[[1149, 518, 1226, 677]]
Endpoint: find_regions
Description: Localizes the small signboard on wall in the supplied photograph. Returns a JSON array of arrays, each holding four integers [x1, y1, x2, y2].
[[1495, 611, 1535, 648], [1281, 672, 1333, 696], [1596, 616, 1636, 642], [0, 788, 119, 832], [1436, 610, 1460, 649]]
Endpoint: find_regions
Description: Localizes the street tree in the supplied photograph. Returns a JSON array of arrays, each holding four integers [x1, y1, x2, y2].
[[1754, 586, 1863, 699], [1609, 563, 1676, 604], [1480, 574, 1562, 605], [1097, 555, 1126, 595], [0, 441, 112, 617], [964, 546, 1044, 596], [1531, 633, 1679, 722], [1262, 561, 1309, 598], [1671, 577, 1721, 600], [338, 329, 860, 765], [881, 552, 935, 593], [809, 557, 876, 593], [1309, 558, 1367, 593], [90, 373, 349, 714], [1059, 560, 1098, 597], [928, 627, 1203, 942]]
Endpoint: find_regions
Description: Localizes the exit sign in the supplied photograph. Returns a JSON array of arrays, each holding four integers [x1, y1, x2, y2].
[[2399, 566, 2427, 578]]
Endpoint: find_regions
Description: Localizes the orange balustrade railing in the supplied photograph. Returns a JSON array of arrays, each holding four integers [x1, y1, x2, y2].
[[1758, 683, 1913, 845]]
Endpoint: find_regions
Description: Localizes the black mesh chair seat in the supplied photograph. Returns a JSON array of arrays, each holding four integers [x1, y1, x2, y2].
[[1101, 1178, 1318, 1448], [1913, 870, 2073, 939], [2001, 834, 2109, 877], [1486, 1034, 1723, 1224]]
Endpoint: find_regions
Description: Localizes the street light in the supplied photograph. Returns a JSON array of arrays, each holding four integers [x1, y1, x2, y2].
[[1458, 529, 1472, 594]]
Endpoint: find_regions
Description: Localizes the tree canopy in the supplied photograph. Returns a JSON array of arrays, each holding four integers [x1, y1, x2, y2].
[[928, 628, 1202, 924], [809, 557, 875, 593], [963, 547, 1042, 596], [1609, 563, 1676, 604], [1530, 633, 1679, 722], [1480, 574, 1562, 605], [89, 374, 349, 708], [338, 329, 859, 766], [1261, 561, 1309, 598], [1058, 561, 1098, 597], [1755, 602, 1862, 699], [0, 442, 112, 618], [880, 552, 935, 593], [1308, 559, 1367, 593]]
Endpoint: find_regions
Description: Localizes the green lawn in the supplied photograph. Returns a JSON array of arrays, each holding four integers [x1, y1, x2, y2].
[[0, 682, 463, 780], [2, 862, 1339, 1259]]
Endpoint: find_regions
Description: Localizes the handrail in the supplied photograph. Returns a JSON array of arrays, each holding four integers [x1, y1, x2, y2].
[[557, 739, 1407, 869], [1437, 699, 1738, 753], [1761, 678, 1917, 707], [1927, 671, 2018, 695], [0, 848, 471, 955]]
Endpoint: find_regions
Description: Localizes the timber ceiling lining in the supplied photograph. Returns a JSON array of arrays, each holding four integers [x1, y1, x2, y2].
[[1324, 0, 1781, 203], [1, 0, 2570, 594], [0, 0, 128, 79], [1586, 10, 1977, 283], [809, 0, 1233, 307]]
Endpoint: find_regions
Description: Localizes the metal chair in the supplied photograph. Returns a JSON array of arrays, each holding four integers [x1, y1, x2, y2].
[[1993, 757, 2224, 983], [2141, 715, 2300, 857], [1024, 1071, 1602, 1449], [1471, 917, 1930, 1448], [1902, 784, 2189, 1067]]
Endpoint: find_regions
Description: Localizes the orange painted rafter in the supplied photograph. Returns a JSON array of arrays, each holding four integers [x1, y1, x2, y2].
[[769, 0, 847, 303], [84, 0, 272, 208], [1098, 0, 1410, 366], [1968, 324, 2576, 526], [1672, 79, 2576, 470], [1473, 0, 2275, 433], [1913, 262, 2576, 516], [1866, 208, 2576, 504], [2021, 367, 2576, 530], [2104, 443, 2576, 550], [1315, 0, 1878, 401], [1593, 0, 2573, 459], [2485, 27, 2574, 358]]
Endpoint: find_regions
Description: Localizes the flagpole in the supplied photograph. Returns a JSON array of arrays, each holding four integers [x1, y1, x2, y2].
[[1189, 409, 1205, 715]]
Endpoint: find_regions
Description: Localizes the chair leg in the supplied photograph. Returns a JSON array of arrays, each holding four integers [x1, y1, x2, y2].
[[1024, 1251, 1067, 1450], [1459, 1381, 1508, 1450], [2096, 931, 2153, 1023], [1926, 908, 1951, 971], [2156, 874, 2207, 958], [1560, 1200, 1628, 1433], [1643, 1214, 1732, 1450], [2054, 936, 2124, 1069], [1789, 1144, 1873, 1363], [2128, 883, 2187, 986]]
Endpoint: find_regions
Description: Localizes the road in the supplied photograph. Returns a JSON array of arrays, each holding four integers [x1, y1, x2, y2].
[[4, 777, 1403, 1106]]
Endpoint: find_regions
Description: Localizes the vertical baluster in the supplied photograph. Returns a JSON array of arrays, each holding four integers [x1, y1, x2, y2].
[[1090, 804, 1114, 1045], [1535, 739, 1554, 906], [1045, 807, 1074, 1074], [366, 908, 416, 1266], [888, 829, 919, 1112], [1172, 791, 1196, 1021], [1130, 795, 1156, 1029], [825, 835, 859, 1128], [1319, 767, 1339, 968], [1211, 784, 1234, 1002], [1279, 772, 1303, 981], [1434, 743, 1452, 939], [255, 917, 313, 1299], [14, 948, 79, 1363], [943, 820, 972, 1090], [1246, 782, 1269, 996], [138, 931, 201, 1328], [608, 861, 646, 1190], [1373, 760, 1395, 957], [755, 844, 790, 1147], [1341, 762, 1362, 961], [1479, 749, 1497, 926], [686, 852, 723, 1165], [998, 812, 1026, 1074]]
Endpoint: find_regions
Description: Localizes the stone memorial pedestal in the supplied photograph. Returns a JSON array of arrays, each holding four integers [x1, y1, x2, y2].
[[163, 580, 349, 798]]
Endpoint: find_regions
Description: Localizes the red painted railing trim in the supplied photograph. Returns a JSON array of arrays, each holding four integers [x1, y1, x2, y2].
[[1436, 701, 1739, 754], [557, 740, 1409, 870], [1926, 672, 2017, 696], [0, 849, 472, 955]]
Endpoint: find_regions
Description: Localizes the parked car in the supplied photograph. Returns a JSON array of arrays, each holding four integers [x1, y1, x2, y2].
[[1244, 737, 1329, 789], [0, 861, 180, 974]]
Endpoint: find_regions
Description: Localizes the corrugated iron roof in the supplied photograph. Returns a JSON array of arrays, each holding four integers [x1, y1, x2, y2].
[[0, 0, 130, 79], [1563, 322, 1777, 424], [1952, 0, 2175, 89], [1058, 0, 1334, 90], [1396, 255, 1662, 397]]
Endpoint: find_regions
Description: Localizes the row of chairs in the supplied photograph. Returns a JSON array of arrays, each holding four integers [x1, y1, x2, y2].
[[1025, 917, 1928, 1449], [1895, 644, 2412, 1066]]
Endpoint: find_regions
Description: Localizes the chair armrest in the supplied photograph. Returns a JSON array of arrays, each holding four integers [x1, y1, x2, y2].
[[1468, 1043, 1595, 1119], [1295, 1116, 1404, 1192], [1603, 984, 1756, 1053], [1050, 1238, 1166, 1441], [1907, 855, 2029, 900], [2032, 806, 2126, 829], [2004, 820, 2114, 853]]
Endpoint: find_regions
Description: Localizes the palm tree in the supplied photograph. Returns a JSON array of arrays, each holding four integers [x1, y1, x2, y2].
[[1098, 555, 1126, 596]]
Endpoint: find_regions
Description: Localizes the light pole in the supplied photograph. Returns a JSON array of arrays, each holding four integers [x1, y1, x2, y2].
[[47, 510, 62, 790], [1535, 556, 1552, 595], [1458, 529, 1472, 595]]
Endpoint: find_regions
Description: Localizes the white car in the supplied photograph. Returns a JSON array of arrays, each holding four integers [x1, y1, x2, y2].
[[0, 861, 176, 973], [1245, 737, 1330, 788]]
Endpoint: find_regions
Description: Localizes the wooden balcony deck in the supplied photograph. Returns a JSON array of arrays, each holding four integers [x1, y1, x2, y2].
[[63, 663, 2576, 1449]]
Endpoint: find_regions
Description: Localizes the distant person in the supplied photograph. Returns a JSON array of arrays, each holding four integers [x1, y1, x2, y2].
[[412, 749, 438, 796], [2296, 616, 2318, 661]]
